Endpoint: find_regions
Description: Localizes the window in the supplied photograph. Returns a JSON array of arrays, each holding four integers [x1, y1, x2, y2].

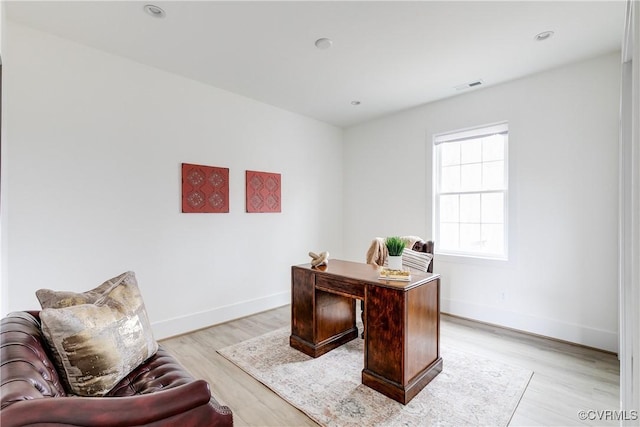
[[433, 122, 508, 259]]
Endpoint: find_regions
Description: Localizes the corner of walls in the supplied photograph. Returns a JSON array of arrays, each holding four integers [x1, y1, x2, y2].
[[342, 109, 433, 262]]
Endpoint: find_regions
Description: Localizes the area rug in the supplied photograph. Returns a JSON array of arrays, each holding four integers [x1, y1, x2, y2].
[[217, 326, 533, 427]]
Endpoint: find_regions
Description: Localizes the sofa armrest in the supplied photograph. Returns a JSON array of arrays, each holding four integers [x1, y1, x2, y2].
[[0, 380, 231, 427]]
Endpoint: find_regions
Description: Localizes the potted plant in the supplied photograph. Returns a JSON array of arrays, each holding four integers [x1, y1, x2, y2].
[[385, 236, 405, 270]]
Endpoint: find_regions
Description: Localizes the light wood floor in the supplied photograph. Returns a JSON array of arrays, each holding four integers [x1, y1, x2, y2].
[[160, 306, 620, 426]]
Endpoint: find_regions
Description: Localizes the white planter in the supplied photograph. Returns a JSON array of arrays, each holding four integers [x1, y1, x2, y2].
[[387, 255, 403, 270]]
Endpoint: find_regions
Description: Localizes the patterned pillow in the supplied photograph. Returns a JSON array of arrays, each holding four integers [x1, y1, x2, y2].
[[36, 271, 158, 396], [402, 248, 433, 272]]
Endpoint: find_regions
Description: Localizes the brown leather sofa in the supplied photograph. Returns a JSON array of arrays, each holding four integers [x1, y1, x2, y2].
[[0, 311, 233, 427]]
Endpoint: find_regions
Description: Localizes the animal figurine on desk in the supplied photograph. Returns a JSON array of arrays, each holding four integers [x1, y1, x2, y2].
[[309, 251, 329, 267]]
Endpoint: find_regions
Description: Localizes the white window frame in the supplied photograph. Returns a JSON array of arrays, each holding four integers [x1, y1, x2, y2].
[[432, 122, 509, 260]]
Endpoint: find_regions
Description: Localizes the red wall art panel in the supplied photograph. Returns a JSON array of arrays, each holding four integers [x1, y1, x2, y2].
[[182, 163, 229, 213], [246, 170, 281, 213]]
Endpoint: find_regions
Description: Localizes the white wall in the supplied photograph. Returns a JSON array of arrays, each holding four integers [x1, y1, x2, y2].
[[0, 1, 3, 58], [619, 0, 639, 417], [1, 1, 6, 317], [1, 19, 623, 353], [1, 22, 344, 338], [344, 52, 621, 352]]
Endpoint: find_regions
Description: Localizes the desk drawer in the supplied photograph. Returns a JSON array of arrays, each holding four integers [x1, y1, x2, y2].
[[316, 276, 365, 299]]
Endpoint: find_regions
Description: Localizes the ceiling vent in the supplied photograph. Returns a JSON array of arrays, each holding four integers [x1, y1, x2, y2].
[[454, 80, 484, 91]]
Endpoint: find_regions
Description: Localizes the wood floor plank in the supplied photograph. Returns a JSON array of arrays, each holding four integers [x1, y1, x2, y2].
[[160, 305, 619, 427]]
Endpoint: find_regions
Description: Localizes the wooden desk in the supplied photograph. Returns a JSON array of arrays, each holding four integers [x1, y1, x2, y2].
[[289, 259, 442, 404]]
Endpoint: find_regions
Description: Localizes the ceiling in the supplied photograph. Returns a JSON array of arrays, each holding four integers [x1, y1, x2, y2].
[[5, 1, 627, 128]]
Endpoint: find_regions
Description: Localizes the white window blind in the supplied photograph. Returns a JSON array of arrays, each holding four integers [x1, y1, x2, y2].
[[433, 122, 508, 259]]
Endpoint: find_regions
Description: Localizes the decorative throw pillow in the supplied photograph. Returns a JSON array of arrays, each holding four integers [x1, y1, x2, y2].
[[402, 248, 433, 272], [36, 271, 158, 397]]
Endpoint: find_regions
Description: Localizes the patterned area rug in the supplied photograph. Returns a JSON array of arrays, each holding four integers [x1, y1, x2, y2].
[[217, 327, 532, 427]]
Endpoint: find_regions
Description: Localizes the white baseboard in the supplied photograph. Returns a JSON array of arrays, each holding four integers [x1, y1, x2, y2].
[[442, 298, 619, 353], [152, 293, 618, 353], [152, 291, 291, 340]]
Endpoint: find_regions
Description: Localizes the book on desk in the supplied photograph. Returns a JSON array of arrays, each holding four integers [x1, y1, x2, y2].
[[378, 267, 411, 281]]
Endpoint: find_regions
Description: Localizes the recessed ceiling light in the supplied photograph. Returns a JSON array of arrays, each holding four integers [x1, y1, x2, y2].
[[351, 101, 361, 106], [144, 4, 166, 18], [315, 38, 333, 50], [534, 31, 554, 42]]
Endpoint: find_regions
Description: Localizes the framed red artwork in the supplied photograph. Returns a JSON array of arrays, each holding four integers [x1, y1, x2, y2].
[[182, 163, 229, 213], [246, 170, 281, 213]]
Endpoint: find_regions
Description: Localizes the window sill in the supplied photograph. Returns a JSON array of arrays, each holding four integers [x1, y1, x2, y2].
[[435, 252, 511, 268]]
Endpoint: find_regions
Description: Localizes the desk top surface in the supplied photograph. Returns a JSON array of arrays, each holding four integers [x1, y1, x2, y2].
[[293, 259, 439, 291]]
